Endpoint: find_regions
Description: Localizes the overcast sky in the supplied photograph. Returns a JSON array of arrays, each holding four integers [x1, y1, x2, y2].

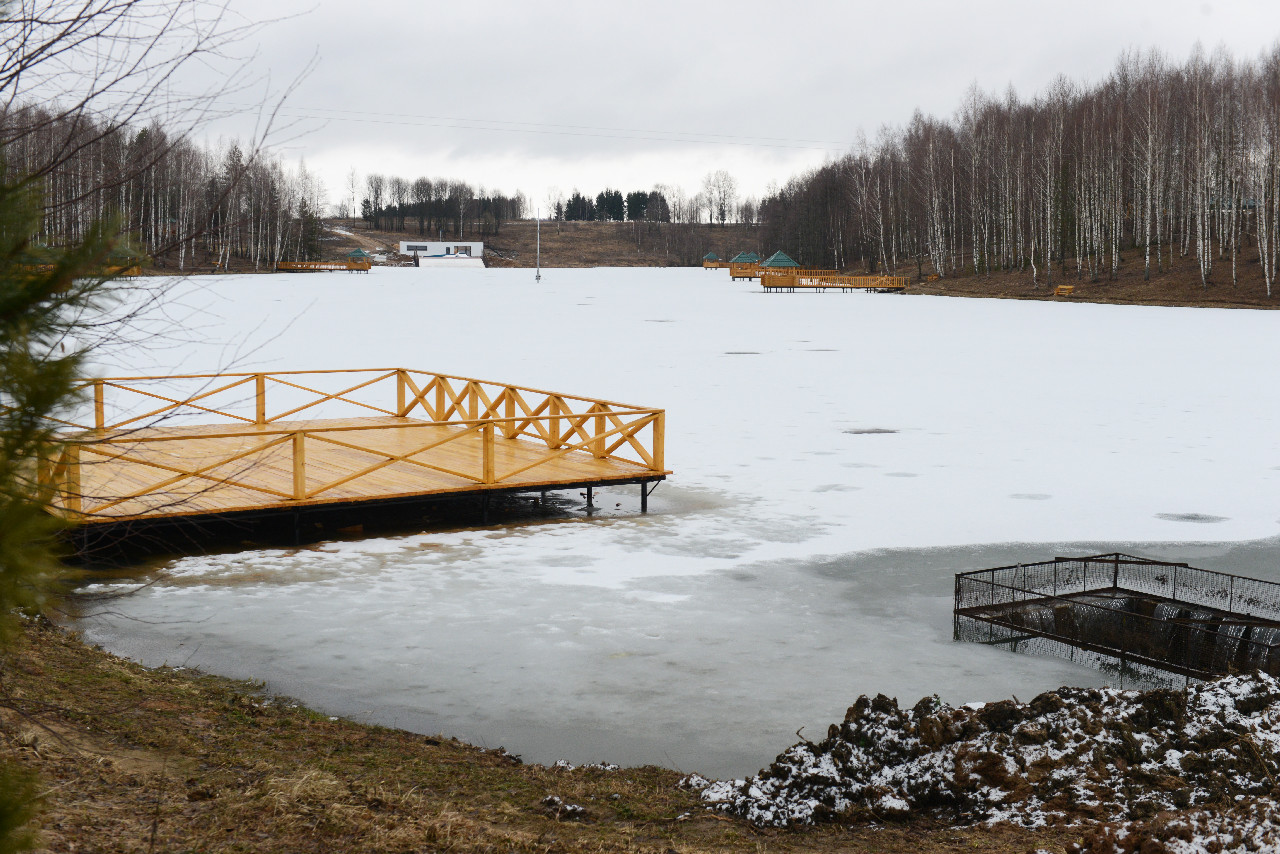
[[195, 0, 1279, 212]]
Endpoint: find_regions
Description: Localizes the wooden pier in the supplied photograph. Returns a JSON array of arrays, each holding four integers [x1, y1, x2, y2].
[[760, 271, 909, 293], [42, 370, 667, 532], [276, 260, 372, 273]]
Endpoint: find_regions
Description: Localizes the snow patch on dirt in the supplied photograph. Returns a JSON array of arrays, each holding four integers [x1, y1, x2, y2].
[[702, 673, 1280, 836]]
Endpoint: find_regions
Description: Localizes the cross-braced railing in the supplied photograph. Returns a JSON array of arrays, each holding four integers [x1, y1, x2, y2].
[[41, 369, 667, 520]]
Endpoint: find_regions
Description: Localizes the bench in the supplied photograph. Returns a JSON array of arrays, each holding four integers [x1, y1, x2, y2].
[[1054, 285, 1075, 297]]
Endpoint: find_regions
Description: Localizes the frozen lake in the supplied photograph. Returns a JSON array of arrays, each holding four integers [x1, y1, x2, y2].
[[74, 267, 1280, 777]]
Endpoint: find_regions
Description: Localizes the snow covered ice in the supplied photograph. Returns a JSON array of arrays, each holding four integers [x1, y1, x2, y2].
[[73, 267, 1280, 778]]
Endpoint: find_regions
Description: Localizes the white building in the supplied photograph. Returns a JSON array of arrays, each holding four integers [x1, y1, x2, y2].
[[399, 241, 484, 262]]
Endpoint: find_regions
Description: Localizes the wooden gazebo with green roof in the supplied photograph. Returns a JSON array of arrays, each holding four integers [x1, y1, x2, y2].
[[344, 248, 372, 260], [760, 250, 800, 268], [701, 252, 728, 270], [728, 251, 762, 280]]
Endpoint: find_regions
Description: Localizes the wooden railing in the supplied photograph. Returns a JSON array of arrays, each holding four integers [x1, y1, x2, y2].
[[757, 267, 841, 279], [276, 261, 372, 272], [43, 369, 667, 519], [762, 274, 909, 291]]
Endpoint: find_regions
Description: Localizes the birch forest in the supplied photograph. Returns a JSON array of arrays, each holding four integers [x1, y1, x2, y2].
[[759, 46, 1280, 294], [1, 104, 327, 270]]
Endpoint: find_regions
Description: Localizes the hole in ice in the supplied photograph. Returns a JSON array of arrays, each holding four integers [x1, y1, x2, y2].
[[842, 428, 898, 435], [644, 319, 675, 323], [1009, 493, 1053, 500], [1155, 513, 1229, 524]]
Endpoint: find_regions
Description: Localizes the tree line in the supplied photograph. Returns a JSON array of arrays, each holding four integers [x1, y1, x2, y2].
[[759, 45, 1280, 293], [354, 173, 527, 238], [548, 171, 752, 226], [1, 104, 329, 270]]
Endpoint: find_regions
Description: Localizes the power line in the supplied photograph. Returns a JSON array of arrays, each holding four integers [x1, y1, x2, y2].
[[226, 102, 850, 154]]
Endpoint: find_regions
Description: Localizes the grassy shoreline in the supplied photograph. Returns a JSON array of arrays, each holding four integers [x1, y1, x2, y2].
[[0, 618, 1075, 853]]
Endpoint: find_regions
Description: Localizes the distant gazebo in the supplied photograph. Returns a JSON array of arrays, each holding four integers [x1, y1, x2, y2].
[[702, 252, 726, 270], [344, 248, 372, 261], [730, 251, 761, 263], [760, 250, 799, 269]]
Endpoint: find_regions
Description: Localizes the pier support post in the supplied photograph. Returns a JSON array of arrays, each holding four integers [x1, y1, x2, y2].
[[65, 444, 82, 515], [94, 380, 105, 430], [652, 412, 665, 473], [292, 432, 307, 500], [592, 405, 605, 458], [640, 480, 648, 513], [481, 493, 490, 525], [586, 486, 593, 508], [482, 422, 495, 484]]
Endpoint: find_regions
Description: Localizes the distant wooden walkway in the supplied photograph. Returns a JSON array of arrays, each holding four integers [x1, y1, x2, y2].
[[42, 370, 667, 525], [761, 272, 908, 293], [276, 261, 371, 273]]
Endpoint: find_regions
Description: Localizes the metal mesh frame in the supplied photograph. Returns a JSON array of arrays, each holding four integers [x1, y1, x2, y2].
[[954, 553, 1280, 683]]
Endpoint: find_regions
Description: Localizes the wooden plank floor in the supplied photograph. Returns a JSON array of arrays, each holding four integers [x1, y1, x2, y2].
[[69, 416, 657, 523]]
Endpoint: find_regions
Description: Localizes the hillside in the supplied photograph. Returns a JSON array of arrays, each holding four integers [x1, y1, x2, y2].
[[322, 220, 1278, 309], [324, 219, 764, 269]]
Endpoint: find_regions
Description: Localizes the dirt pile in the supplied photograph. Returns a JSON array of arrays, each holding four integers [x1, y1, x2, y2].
[[697, 673, 1280, 834], [1071, 799, 1280, 853]]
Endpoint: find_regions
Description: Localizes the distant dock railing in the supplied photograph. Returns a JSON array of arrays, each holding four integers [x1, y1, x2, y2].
[[276, 261, 371, 273], [955, 553, 1280, 686], [760, 271, 909, 292]]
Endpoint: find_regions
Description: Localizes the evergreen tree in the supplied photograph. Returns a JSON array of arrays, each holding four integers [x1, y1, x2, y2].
[[626, 191, 649, 221], [297, 198, 322, 260], [0, 171, 118, 853]]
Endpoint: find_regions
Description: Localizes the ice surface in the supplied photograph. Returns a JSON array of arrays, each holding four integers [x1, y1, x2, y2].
[[72, 268, 1280, 777]]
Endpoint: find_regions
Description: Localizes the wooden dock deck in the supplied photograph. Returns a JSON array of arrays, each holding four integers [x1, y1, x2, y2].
[[43, 370, 667, 527]]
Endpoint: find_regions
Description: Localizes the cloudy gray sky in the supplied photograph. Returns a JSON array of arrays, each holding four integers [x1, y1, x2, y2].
[[197, 0, 1278, 211]]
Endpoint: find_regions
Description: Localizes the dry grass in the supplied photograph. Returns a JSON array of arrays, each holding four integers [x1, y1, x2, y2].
[[0, 619, 1082, 853], [909, 252, 1279, 309], [328, 218, 764, 269]]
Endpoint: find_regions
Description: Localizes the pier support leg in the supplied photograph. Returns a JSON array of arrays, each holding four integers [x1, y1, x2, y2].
[[540, 489, 547, 506], [586, 486, 593, 509], [482, 493, 491, 525], [640, 480, 648, 514]]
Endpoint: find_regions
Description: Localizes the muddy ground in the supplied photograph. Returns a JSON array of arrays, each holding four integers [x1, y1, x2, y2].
[[0, 618, 1082, 853]]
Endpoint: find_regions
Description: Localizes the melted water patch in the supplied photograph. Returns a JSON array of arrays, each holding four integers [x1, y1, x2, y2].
[[1156, 513, 1230, 524]]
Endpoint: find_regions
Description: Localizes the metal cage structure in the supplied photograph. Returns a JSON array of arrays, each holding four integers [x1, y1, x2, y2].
[[954, 553, 1280, 688]]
